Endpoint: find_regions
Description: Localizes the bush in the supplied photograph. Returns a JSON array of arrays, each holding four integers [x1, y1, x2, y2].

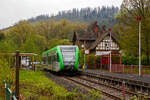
[[141, 56, 150, 65], [122, 55, 149, 65], [0, 58, 15, 98], [122, 56, 138, 65]]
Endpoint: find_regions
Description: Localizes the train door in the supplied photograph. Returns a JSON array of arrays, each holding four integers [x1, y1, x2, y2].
[[53, 51, 60, 72], [55, 52, 59, 67], [48, 53, 52, 70]]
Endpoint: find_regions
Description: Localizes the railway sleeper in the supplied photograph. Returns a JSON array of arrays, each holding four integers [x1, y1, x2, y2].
[[82, 72, 150, 97]]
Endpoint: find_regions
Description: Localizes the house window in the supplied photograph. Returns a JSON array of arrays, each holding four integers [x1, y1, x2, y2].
[[105, 41, 110, 48]]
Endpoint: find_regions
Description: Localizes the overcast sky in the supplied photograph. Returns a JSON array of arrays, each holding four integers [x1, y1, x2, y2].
[[0, 0, 123, 29]]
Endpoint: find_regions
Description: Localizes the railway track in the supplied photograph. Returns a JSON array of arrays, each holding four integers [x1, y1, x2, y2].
[[43, 69, 150, 99], [64, 76, 123, 100], [80, 71, 150, 100]]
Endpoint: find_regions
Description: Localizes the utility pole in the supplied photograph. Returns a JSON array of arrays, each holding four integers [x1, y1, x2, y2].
[[108, 28, 112, 72], [136, 16, 142, 76], [84, 40, 86, 66]]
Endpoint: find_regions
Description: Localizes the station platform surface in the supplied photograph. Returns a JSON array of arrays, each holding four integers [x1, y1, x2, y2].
[[80, 69, 150, 84]]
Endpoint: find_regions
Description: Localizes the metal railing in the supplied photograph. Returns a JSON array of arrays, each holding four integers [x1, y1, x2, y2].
[[4, 80, 17, 100]]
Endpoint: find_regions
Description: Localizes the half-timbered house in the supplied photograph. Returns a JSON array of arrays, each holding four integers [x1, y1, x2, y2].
[[73, 21, 122, 72]]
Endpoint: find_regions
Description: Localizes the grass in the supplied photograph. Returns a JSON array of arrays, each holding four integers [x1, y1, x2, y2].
[[0, 94, 3, 100], [19, 70, 103, 100], [20, 70, 76, 100]]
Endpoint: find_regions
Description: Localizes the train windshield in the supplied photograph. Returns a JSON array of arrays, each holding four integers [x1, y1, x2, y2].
[[60, 46, 76, 65]]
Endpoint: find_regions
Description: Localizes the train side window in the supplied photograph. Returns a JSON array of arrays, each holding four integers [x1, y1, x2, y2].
[[52, 54, 55, 65]]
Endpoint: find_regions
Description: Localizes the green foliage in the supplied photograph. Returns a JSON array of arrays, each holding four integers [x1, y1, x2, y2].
[[20, 70, 79, 100], [72, 87, 103, 100], [115, 0, 150, 65], [34, 19, 86, 41], [0, 39, 18, 53], [7, 21, 35, 46], [20, 70, 103, 100], [79, 49, 84, 65], [79, 49, 100, 68], [129, 94, 148, 100], [88, 89, 103, 100], [122, 55, 149, 65], [0, 19, 86, 61], [0, 31, 5, 41], [122, 56, 138, 65], [131, 96, 138, 100], [0, 58, 12, 85], [0, 58, 15, 99], [21, 33, 46, 54], [48, 38, 72, 49]]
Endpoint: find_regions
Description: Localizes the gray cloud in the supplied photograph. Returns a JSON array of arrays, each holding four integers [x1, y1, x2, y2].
[[0, 0, 123, 29]]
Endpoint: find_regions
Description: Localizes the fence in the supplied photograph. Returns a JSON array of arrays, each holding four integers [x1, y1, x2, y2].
[[123, 65, 150, 75], [4, 80, 17, 100], [98, 64, 150, 75]]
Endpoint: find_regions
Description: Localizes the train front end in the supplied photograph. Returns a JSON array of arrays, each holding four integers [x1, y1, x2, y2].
[[60, 46, 79, 71]]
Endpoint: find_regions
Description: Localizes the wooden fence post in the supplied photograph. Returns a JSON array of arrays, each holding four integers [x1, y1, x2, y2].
[[32, 56, 34, 71], [122, 81, 126, 100], [16, 51, 20, 100]]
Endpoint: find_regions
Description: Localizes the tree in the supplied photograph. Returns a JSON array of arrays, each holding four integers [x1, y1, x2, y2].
[[6, 21, 35, 47], [0, 39, 18, 53], [35, 19, 56, 41], [21, 34, 46, 54], [28, 6, 119, 27], [117, 0, 150, 64], [48, 38, 71, 49], [0, 31, 5, 41]]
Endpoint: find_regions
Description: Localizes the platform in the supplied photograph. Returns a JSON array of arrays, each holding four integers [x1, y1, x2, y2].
[[80, 69, 150, 88]]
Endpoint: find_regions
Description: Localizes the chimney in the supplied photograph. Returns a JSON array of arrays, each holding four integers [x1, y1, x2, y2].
[[94, 21, 100, 37]]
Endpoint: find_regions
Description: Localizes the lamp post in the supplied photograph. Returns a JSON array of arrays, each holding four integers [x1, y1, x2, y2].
[[82, 40, 86, 67], [108, 28, 112, 72], [136, 17, 142, 76]]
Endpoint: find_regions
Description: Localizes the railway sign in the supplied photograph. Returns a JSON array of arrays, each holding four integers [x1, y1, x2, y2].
[[96, 51, 111, 56]]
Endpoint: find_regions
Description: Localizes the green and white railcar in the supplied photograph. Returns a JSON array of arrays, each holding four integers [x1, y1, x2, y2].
[[42, 45, 79, 72]]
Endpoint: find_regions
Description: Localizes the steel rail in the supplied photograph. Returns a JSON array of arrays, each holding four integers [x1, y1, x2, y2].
[[64, 76, 122, 100], [81, 72, 150, 100]]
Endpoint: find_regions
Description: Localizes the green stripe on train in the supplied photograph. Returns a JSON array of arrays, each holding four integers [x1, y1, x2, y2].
[[42, 46, 64, 70], [75, 46, 79, 70], [57, 46, 64, 70]]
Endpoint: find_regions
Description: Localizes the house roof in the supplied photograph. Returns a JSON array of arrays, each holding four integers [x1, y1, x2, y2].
[[75, 30, 98, 40], [73, 21, 102, 41], [72, 21, 120, 50]]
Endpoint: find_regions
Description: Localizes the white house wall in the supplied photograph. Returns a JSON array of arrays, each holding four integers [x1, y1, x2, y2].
[[96, 35, 119, 51]]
